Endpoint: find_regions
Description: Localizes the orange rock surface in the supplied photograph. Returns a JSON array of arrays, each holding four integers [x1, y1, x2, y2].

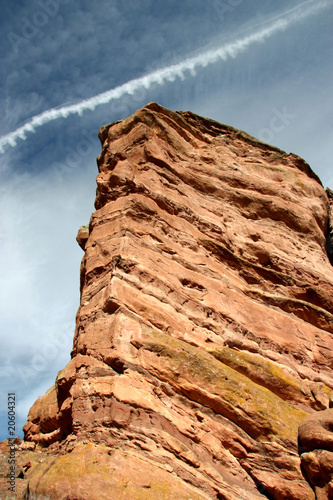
[[5, 103, 333, 499]]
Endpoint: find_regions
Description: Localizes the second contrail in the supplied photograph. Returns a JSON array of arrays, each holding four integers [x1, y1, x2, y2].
[[0, 0, 330, 152]]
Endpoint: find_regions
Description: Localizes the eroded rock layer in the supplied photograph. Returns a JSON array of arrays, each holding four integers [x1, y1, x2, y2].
[[15, 103, 333, 499]]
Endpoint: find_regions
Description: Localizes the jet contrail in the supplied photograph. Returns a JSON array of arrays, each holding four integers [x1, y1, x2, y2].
[[0, 0, 330, 153]]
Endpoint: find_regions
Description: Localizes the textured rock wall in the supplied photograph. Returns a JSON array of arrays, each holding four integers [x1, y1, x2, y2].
[[11, 103, 333, 499]]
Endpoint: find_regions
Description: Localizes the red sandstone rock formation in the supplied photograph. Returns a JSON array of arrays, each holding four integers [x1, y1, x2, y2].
[[299, 405, 333, 499], [3, 103, 333, 499]]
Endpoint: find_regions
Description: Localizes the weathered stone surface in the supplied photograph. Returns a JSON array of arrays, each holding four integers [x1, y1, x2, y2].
[[299, 407, 333, 498], [76, 224, 89, 251], [299, 409, 333, 453], [17, 103, 333, 498]]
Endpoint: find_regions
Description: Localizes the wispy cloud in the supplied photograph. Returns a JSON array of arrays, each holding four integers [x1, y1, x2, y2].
[[0, 0, 329, 153]]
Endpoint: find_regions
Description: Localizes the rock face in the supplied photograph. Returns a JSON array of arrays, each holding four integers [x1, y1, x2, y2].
[[298, 405, 333, 499], [9, 103, 333, 499]]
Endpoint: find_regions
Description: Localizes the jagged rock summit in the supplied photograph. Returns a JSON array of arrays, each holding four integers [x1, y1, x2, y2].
[[5, 103, 333, 499]]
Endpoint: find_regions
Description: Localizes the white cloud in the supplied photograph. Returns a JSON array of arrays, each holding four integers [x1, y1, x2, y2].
[[0, 0, 329, 152]]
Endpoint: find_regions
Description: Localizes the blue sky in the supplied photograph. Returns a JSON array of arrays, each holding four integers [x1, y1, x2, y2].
[[0, 0, 332, 441]]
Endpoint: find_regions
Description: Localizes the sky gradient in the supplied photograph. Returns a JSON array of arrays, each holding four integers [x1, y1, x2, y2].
[[0, 0, 332, 440]]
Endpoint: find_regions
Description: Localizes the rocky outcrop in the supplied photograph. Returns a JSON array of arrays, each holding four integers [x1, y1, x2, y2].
[[298, 402, 333, 499], [5, 103, 333, 499]]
